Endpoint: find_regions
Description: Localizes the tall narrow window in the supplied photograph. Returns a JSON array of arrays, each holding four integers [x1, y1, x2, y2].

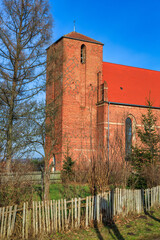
[[97, 72, 100, 102], [52, 154, 56, 172], [125, 117, 132, 159], [101, 83, 104, 101], [97, 71, 103, 102], [81, 44, 86, 63]]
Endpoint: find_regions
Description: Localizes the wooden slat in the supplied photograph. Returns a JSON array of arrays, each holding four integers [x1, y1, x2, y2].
[[75, 198, 77, 228], [32, 201, 35, 237], [61, 199, 64, 231], [3, 206, 8, 238], [50, 200, 53, 231], [48, 201, 50, 233], [89, 196, 91, 222], [7, 206, 12, 237], [0, 207, 5, 237], [42, 201, 45, 232], [38, 201, 42, 233], [71, 198, 73, 228], [26, 202, 29, 239], [64, 199, 68, 230], [22, 203, 25, 239], [78, 198, 81, 227], [55, 200, 58, 232], [35, 201, 38, 235], [85, 197, 88, 227], [58, 200, 61, 231], [97, 195, 100, 222], [45, 201, 49, 233], [91, 196, 94, 220], [10, 205, 17, 235]]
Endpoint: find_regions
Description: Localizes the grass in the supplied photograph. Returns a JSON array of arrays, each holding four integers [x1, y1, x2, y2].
[[34, 183, 91, 201], [35, 206, 160, 240], [49, 183, 90, 200], [32, 185, 160, 239]]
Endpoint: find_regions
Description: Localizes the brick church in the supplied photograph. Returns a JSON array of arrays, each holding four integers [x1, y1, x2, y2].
[[46, 31, 160, 171]]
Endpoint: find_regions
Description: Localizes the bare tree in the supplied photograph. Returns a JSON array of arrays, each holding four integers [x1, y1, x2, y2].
[[26, 100, 58, 200], [0, 0, 52, 172]]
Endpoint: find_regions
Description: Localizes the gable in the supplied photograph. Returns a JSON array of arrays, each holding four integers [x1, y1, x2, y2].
[[103, 62, 160, 108]]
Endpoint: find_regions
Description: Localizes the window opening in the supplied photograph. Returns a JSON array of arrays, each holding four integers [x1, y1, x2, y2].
[[52, 154, 56, 172], [81, 44, 86, 63], [125, 117, 132, 159]]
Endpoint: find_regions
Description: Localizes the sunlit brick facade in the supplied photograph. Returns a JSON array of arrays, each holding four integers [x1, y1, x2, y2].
[[46, 31, 160, 171]]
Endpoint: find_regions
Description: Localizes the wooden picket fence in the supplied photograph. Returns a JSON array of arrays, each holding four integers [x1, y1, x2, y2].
[[1, 185, 160, 239]]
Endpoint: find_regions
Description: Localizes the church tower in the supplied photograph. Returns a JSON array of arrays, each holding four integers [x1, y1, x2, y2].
[[46, 32, 104, 170]]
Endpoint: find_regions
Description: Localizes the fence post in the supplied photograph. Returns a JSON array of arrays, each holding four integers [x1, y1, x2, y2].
[[113, 189, 116, 216], [85, 197, 89, 227], [78, 198, 81, 228], [11, 205, 17, 236], [89, 196, 91, 223], [26, 202, 29, 239], [35, 201, 38, 235], [55, 200, 57, 232], [75, 198, 77, 228], [64, 199, 67, 230], [42, 201, 45, 232], [151, 188, 153, 207], [3, 206, 8, 238], [50, 200, 53, 231], [91, 196, 94, 220], [97, 194, 100, 222], [7, 206, 12, 238], [61, 199, 64, 231], [45, 201, 48, 233], [32, 202, 35, 237], [71, 198, 73, 229], [22, 203, 25, 239], [148, 189, 150, 211], [58, 200, 61, 231]]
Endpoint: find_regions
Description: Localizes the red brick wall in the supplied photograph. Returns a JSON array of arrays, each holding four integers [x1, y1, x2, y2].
[[61, 38, 103, 166], [97, 103, 160, 162], [46, 36, 160, 171], [46, 40, 63, 170]]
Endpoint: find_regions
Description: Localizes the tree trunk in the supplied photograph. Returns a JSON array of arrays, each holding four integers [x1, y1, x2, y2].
[[6, 68, 17, 173], [6, 103, 14, 173], [44, 170, 50, 200]]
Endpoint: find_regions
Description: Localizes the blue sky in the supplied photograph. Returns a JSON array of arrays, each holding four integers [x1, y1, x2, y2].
[[49, 0, 160, 71]]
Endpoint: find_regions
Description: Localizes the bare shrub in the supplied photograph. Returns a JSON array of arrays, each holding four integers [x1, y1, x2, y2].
[[142, 164, 160, 188], [0, 160, 36, 207], [87, 139, 131, 194], [73, 157, 90, 184]]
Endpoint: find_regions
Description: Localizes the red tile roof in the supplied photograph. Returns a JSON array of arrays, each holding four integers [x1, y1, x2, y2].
[[63, 31, 103, 45], [103, 62, 160, 108]]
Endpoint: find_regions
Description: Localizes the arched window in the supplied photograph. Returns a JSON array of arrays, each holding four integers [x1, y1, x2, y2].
[[81, 44, 86, 63], [52, 154, 56, 172], [125, 117, 132, 158]]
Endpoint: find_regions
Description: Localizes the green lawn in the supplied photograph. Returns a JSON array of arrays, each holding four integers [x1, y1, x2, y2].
[[49, 183, 90, 200], [34, 183, 91, 201], [35, 207, 160, 240], [32, 185, 160, 239]]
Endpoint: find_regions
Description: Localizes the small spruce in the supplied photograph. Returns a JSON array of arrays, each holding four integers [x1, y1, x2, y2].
[[128, 100, 160, 188]]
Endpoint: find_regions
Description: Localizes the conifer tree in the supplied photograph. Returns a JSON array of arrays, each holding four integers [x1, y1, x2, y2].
[[129, 100, 160, 188], [61, 148, 75, 183]]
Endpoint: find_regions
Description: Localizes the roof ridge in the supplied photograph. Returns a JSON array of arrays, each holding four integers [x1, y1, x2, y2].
[[103, 61, 160, 72], [63, 31, 103, 45]]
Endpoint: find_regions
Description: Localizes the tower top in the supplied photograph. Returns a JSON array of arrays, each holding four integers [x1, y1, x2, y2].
[[50, 31, 104, 47]]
